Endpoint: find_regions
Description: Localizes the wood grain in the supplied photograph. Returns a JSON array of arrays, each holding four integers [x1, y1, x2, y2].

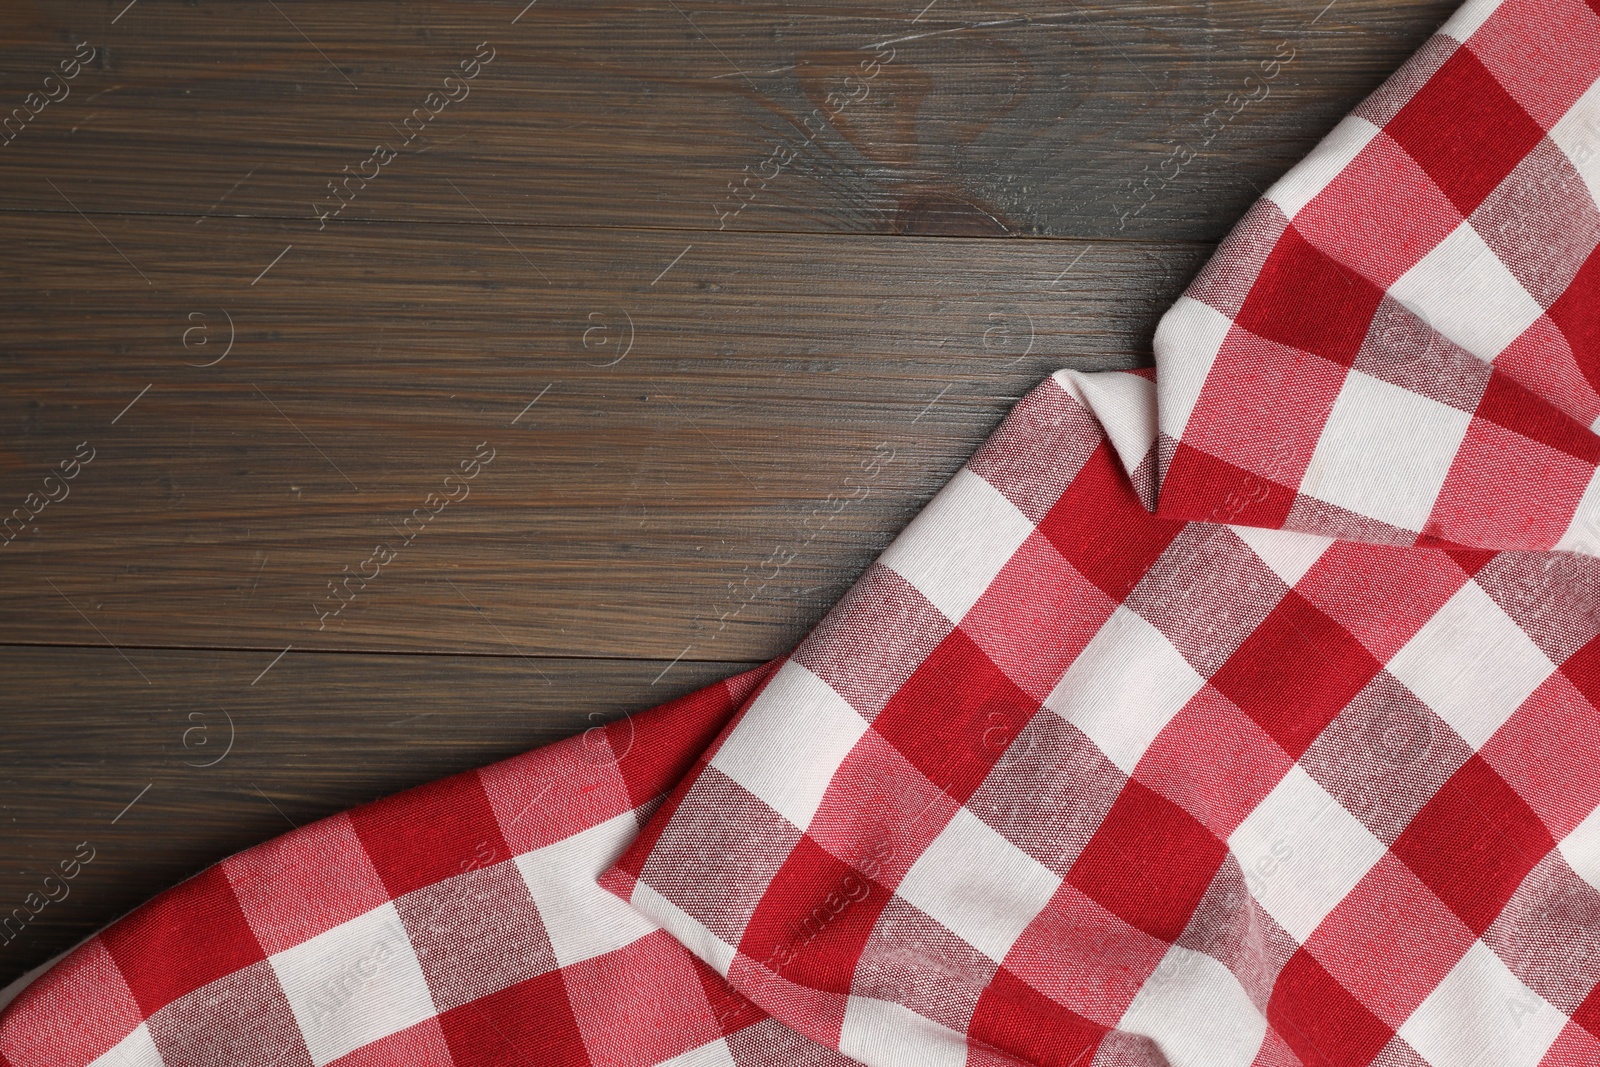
[[0, 0, 1452, 240], [0, 215, 1205, 660], [0, 646, 749, 982], [0, 0, 1451, 992]]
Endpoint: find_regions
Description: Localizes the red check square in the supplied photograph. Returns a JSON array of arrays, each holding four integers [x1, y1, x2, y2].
[[1038, 442, 1184, 601], [1235, 225, 1387, 368], [1067, 779, 1226, 944], [1159, 442, 1297, 531], [1474, 371, 1600, 463], [739, 835, 890, 993], [1392, 754, 1557, 935], [438, 969, 587, 1067], [1546, 245, 1600, 401], [873, 629, 1042, 806], [101, 865, 266, 1017], [1211, 591, 1383, 761], [1269, 948, 1395, 1067], [969, 968, 1106, 1067], [350, 771, 512, 899], [1386, 46, 1547, 216]]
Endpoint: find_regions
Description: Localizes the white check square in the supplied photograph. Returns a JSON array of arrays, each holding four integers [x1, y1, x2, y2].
[[657, 1038, 738, 1067], [708, 660, 869, 831], [271, 902, 436, 1066], [516, 811, 657, 968], [1553, 466, 1600, 556], [840, 995, 968, 1067], [879, 468, 1035, 624], [90, 1024, 162, 1067], [1045, 605, 1205, 774], [630, 881, 736, 978], [1154, 297, 1235, 442], [1387, 580, 1554, 750], [1398, 941, 1565, 1067], [1559, 803, 1600, 892], [1388, 220, 1544, 362], [1299, 369, 1472, 533], [1052, 370, 1157, 477], [1229, 525, 1335, 588], [895, 807, 1062, 963], [1267, 114, 1382, 220], [1118, 946, 1268, 1067], [1553, 79, 1600, 209], [1228, 766, 1386, 943]]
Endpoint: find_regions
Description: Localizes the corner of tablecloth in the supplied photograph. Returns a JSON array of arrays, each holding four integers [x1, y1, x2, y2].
[[1147, 0, 1600, 557]]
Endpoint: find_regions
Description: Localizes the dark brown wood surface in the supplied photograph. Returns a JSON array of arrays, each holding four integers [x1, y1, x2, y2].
[[0, 0, 1452, 986]]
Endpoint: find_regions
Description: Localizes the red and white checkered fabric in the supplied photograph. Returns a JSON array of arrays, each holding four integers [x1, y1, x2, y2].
[[1154, 0, 1600, 550], [0, 665, 861, 1067], [10, 0, 1600, 1064], [608, 361, 1600, 1067], [603, 1, 1600, 1065]]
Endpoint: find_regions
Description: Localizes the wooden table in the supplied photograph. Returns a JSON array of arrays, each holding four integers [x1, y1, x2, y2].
[[0, 0, 1451, 986]]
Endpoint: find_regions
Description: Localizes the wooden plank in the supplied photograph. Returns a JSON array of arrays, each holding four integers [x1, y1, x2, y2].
[[0, 0, 1453, 240], [0, 645, 751, 985], [0, 214, 1207, 659], [0, 0, 1462, 1003]]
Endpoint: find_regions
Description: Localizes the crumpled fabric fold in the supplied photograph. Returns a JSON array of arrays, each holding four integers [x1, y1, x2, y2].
[[9, 0, 1600, 1064]]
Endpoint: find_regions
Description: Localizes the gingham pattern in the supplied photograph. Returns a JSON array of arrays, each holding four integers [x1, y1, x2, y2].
[[604, 2, 1600, 1063], [1154, 0, 1600, 551], [0, 664, 862, 1067], [9, 0, 1600, 1064], [610, 364, 1600, 1067]]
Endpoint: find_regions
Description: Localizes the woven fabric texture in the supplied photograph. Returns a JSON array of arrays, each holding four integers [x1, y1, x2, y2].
[[9, 0, 1600, 1063]]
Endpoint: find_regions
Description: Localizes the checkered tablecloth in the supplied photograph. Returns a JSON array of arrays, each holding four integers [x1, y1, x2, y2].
[[0, 665, 871, 1067], [10, 0, 1600, 1064]]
